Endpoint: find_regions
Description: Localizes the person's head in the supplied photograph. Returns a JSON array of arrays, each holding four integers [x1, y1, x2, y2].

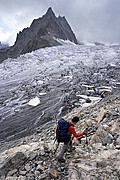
[[72, 116, 79, 124]]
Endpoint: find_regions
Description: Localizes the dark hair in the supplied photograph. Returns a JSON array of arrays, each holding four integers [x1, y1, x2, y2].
[[72, 116, 79, 123]]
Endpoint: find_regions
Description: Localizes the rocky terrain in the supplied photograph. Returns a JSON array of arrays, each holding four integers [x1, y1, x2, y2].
[[0, 90, 120, 180], [0, 7, 77, 63], [0, 44, 120, 179]]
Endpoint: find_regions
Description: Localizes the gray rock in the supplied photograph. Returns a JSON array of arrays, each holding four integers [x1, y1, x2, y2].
[[86, 98, 92, 103], [25, 163, 31, 171], [115, 136, 120, 146], [39, 173, 48, 180], [0, 175, 5, 180], [18, 176, 27, 180], [5, 177, 18, 180], [68, 165, 81, 180], [96, 125, 113, 145], [19, 170, 27, 175], [26, 173, 35, 180], [34, 170, 41, 177], [96, 160, 107, 168], [7, 169, 18, 176], [28, 152, 38, 161], [0, 152, 27, 177]]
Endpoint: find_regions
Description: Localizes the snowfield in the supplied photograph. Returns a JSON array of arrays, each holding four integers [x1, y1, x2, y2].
[[0, 44, 120, 142]]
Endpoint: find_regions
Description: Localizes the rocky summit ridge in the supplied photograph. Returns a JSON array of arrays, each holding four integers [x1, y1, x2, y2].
[[0, 7, 77, 63], [0, 90, 120, 180]]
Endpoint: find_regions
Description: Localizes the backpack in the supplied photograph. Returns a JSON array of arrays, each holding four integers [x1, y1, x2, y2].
[[56, 118, 73, 143]]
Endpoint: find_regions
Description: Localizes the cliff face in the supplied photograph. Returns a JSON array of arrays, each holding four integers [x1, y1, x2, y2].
[[0, 7, 77, 62]]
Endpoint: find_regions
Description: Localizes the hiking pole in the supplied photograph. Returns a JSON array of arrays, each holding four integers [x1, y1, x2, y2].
[[86, 126, 98, 137], [54, 142, 59, 155], [77, 135, 88, 145], [77, 128, 89, 145], [84, 128, 89, 145], [85, 134, 88, 145]]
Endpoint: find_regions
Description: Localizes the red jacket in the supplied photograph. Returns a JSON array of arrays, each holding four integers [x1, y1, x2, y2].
[[68, 122, 84, 138]]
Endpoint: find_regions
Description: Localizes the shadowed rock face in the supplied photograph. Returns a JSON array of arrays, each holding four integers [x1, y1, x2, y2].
[[0, 7, 77, 63]]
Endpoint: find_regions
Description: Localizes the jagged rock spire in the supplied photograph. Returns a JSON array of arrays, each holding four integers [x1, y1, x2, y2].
[[0, 7, 78, 62], [44, 7, 55, 18]]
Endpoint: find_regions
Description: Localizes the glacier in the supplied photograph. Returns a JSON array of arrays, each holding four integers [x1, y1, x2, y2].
[[0, 44, 120, 142]]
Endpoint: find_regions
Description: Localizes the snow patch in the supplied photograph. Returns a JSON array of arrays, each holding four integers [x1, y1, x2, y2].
[[28, 97, 40, 107], [39, 92, 47, 96], [78, 95, 102, 101], [82, 84, 94, 88], [37, 80, 44, 85], [109, 63, 116, 67], [53, 37, 76, 45], [77, 95, 102, 107]]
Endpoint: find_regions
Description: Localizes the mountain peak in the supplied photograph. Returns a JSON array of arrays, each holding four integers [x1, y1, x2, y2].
[[0, 7, 77, 62], [45, 7, 55, 18], [47, 7, 53, 12]]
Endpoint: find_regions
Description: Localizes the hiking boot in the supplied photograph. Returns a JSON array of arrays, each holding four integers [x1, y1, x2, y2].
[[68, 146, 75, 152], [58, 158, 66, 163]]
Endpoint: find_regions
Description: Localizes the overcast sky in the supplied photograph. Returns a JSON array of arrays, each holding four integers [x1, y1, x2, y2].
[[0, 0, 120, 45]]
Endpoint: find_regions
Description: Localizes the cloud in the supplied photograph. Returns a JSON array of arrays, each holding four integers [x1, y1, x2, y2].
[[0, 0, 120, 45]]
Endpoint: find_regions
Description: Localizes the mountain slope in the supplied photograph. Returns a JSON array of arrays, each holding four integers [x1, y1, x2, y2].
[[0, 90, 120, 179]]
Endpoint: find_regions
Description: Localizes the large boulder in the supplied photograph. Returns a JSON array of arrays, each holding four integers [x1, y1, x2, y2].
[[0, 152, 27, 177]]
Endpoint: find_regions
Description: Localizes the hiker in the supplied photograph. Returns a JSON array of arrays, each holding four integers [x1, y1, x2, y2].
[[57, 116, 86, 163]]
